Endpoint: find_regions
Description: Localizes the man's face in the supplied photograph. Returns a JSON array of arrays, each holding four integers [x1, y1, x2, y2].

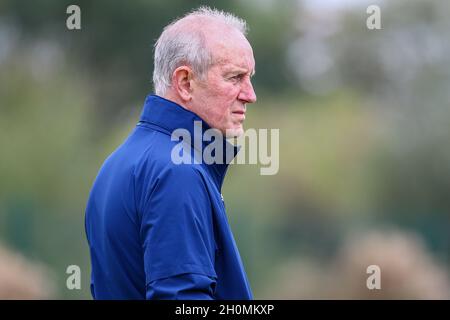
[[190, 30, 257, 137]]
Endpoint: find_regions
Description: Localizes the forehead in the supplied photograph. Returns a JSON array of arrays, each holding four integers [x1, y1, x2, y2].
[[207, 31, 255, 73]]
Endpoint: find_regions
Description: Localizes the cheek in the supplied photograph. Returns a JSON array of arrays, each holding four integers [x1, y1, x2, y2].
[[206, 81, 240, 124], [217, 85, 240, 108], [210, 78, 239, 98]]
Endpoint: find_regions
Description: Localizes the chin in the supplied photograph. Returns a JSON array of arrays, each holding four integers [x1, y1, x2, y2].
[[224, 126, 244, 138]]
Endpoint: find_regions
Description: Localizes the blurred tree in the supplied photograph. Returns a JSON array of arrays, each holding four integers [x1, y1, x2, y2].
[[1, 0, 298, 134]]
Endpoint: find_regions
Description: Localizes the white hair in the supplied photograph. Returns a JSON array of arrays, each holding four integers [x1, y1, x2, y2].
[[152, 6, 248, 96]]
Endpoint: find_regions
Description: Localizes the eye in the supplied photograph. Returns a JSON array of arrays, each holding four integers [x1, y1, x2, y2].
[[230, 74, 244, 81]]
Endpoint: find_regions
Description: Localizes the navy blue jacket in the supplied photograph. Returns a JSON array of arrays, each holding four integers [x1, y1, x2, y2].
[[85, 95, 253, 299]]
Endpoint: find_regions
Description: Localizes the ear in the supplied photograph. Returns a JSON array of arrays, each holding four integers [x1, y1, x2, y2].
[[171, 66, 193, 102]]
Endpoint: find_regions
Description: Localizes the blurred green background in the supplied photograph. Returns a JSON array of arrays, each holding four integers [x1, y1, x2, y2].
[[1, 0, 449, 299]]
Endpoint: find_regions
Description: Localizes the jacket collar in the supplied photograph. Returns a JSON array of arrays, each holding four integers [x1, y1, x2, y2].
[[138, 94, 239, 189]]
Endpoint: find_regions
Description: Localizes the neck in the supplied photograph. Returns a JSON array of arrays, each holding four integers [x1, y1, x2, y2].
[[162, 91, 189, 111]]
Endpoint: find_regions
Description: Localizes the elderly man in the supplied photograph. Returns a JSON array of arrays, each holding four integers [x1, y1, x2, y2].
[[85, 7, 256, 300]]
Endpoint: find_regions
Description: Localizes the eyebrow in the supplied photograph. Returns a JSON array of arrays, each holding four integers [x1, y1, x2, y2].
[[225, 68, 256, 77]]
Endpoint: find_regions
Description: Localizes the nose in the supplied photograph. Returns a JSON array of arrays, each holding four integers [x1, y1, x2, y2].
[[238, 78, 257, 104]]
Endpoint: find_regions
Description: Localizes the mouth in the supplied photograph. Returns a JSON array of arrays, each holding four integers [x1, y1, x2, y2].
[[232, 110, 246, 120], [232, 110, 246, 116]]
